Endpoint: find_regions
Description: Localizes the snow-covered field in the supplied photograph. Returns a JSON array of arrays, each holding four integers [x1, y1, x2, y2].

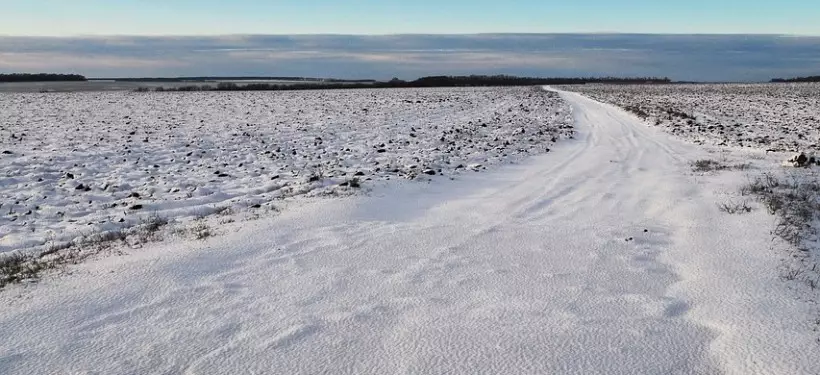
[[0, 87, 572, 254], [567, 82, 820, 311], [565, 83, 820, 152], [1, 89, 818, 374]]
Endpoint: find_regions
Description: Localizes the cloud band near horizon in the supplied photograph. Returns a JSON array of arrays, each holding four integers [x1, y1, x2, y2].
[[1, 34, 819, 82]]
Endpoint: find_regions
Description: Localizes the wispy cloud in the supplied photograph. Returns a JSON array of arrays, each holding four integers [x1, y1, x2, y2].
[[0, 34, 819, 81]]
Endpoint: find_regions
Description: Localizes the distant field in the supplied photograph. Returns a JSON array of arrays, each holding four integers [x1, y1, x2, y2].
[[565, 82, 820, 152], [0, 81, 192, 92], [0, 79, 351, 92]]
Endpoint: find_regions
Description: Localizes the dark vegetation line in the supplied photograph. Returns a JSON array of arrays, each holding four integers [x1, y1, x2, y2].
[[1, 73, 672, 89], [93, 76, 377, 83], [771, 76, 820, 83], [0, 73, 87, 82], [11, 73, 820, 85], [137, 75, 673, 92]]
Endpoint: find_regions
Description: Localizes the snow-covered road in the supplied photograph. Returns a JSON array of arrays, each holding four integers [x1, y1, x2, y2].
[[1, 90, 817, 374]]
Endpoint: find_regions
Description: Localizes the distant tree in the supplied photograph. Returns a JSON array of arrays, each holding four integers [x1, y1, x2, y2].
[[216, 82, 240, 90], [771, 75, 820, 83], [0, 73, 87, 82]]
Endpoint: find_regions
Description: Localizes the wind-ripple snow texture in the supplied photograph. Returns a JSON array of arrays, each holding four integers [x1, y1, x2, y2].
[[0, 87, 572, 253], [566, 82, 820, 152], [2, 90, 816, 374], [0, 191, 715, 373]]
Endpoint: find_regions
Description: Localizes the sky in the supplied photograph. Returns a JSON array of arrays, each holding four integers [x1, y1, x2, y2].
[[2, 0, 819, 36], [1, 1, 819, 81]]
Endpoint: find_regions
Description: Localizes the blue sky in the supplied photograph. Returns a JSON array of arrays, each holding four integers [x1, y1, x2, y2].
[[1, 0, 818, 35]]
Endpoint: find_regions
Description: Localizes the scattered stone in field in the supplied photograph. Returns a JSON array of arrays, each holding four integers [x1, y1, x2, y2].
[[0, 87, 572, 253], [786, 152, 810, 167]]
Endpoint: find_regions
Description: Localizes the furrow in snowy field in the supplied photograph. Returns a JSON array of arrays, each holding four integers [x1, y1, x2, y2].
[[0, 87, 572, 254]]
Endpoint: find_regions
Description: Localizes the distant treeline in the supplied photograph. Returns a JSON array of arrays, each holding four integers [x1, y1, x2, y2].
[[100, 76, 377, 83], [137, 75, 672, 92], [771, 76, 820, 83], [139, 82, 378, 92], [406, 75, 671, 86], [0, 73, 87, 82]]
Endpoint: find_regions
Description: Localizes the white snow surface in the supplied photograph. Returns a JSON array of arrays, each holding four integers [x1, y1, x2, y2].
[[0, 87, 572, 254], [1, 89, 817, 374], [566, 83, 820, 152]]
